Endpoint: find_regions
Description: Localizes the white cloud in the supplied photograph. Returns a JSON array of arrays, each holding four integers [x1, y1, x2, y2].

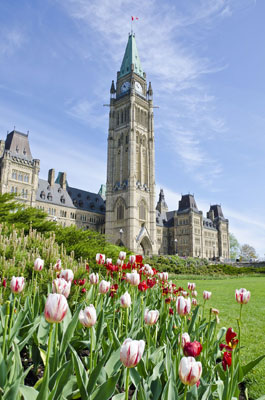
[[66, 99, 108, 128], [0, 29, 25, 56]]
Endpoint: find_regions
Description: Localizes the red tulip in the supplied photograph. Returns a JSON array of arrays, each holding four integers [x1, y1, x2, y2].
[[138, 280, 148, 292], [222, 351, 232, 371], [183, 341, 202, 357]]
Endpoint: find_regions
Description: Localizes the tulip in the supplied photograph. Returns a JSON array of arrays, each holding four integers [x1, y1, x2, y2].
[[235, 288, 251, 304], [60, 269, 74, 283], [10, 276, 25, 293], [179, 356, 202, 386], [126, 271, 140, 286], [129, 255, 136, 264], [144, 309, 159, 325], [192, 298, 198, 306], [89, 272, 99, 285], [106, 258, 112, 266], [34, 257, 44, 271], [99, 280, 110, 294], [79, 305, 97, 327], [192, 290, 197, 297], [44, 293, 68, 323], [138, 280, 148, 291], [141, 264, 153, 276], [116, 259, 123, 267], [53, 259, 62, 271], [158, 272, 168, 281], [120, 338, 145, 368], [176, 296, 191, 316], [182, 290, 188, 297], [180, 332, 190, 349], [52, 278, 71, 298], [184, 341, 202, 358], [96, 253, 105, 265], [120, 292, 131, 308], [119, 251, 126, 260], [188, 282, 196, 291], [203, 290, 211, 300]]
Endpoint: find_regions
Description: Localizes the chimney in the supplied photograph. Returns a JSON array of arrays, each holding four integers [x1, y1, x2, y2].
[[48, 168, 55, 186], [59, 172, 67, 190], [207, 210, 214, 222]]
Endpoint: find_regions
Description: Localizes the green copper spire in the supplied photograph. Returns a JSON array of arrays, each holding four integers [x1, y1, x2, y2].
[[119, 34, 144, 79]]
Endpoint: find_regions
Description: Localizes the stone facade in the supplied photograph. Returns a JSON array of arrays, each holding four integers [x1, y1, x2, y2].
[[0, 33, 229, 260]]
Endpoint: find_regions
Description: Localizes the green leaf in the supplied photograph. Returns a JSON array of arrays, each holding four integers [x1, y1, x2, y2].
[[19, 385, 39, 400], [60, 305, 82, 358], [3, 379, 20, 400], [104, 348, 121, 378], [150, 377, 162, 400], [87, 351, 110, 395], [37, 316, 50, 346], [112, 394, 125, 400], [130, 367, 141, 387], [217, 327, 226, 342], [18, 317, 41, 351], [241, 354, 265, 379], [90, 372, 120, 400], [96, 309, 104, 344], [137, 359, 147, 380], [188, 305, 200, 334], [70, 346, 88, 399], [187, 384, 198, 400]]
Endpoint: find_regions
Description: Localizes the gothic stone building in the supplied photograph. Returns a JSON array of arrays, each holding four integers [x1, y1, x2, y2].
[[0, 33, 229, 260]]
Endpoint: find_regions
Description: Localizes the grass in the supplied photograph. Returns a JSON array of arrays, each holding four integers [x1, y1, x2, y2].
[[172, 275, 265, 399]]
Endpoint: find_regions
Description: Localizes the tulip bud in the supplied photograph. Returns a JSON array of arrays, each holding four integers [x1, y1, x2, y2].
[[183, 341, 202, 357], [129, 255, 136, 264], [120, 291, 131, 308], [192, 290, 197, 297], [235, 288, 251, 304], [192, 298, 198, 306], [119, 251, 126, 261], [10, 276, 25, 293], [144, 309, 159, 325], [188, 282, 196, 291], [116, 259, 123, 267], [120, 338, 145, 368], [179, 332, 190, 349], [52, 278, 71, 298], [53, 259, 62, 271], [44, 293, 68, 323], [106, 258, 112, 266], [176, 296, 191, 316], [89, 272, 99, 285], [96, 253, 105, 265], [34, 257, 44, 271], [182, 290, 188, 297], [79, 305, 97, 327], [179, 357, 202, 386], [203, 290, 211, 300], [60, 269, 74, 283], [99, 280, 110, 294], [126, 271, 140, 286]]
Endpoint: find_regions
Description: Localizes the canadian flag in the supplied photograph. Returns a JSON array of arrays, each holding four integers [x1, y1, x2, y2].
[[131, 16, 139, 21]]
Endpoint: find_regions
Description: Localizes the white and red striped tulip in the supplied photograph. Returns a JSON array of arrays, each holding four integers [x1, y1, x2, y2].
[[144, 309, 159, 325], [52, 278, 71, 298], [182, 290, 188, 297], [120, 338, 145, 368], [188, 282, 196, 291], [180, 332, 191, 349], [10, 276, 25, 293], [44, 293, 68, 323], [179, 356, 202, 386], [141, 264, 153, 276], [203, 291, 212, 300], [120, 292, 131, 308], [106, 258, 112, 266], [116, 259, 123, 267], [176, 296, 191, 316], [53, 259, 62, 271], [89, 272, 99, 285], [126, 271, 140, 286], [192, 290, 198, 297], [99, 280, 110, 294], [158, 272, 168, 281], [119, 251, 126, 260], [34, 257, 44, 271], [192, 298, 198, 306], [96, 253, 105, 265], [60, 269, 74, 283], [129, 255, 136, 264], [235, 288, 251, 304], [79, 305, 97, 327]]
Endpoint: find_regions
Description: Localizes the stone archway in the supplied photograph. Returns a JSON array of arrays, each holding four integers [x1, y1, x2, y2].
[[140, 236, 152, 256]]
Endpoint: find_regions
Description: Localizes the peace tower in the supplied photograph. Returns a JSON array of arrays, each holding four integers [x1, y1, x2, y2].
[[105, 33, 157, 255]]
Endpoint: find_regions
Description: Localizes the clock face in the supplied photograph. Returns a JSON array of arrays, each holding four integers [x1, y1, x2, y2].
[[121, 81, 130, 93], [135, 81, 143, 94]]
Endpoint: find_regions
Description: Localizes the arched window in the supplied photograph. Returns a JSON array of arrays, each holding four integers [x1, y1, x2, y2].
[[117, 204, 124, 220], [47, 192, 53, 201], [139, 202, 146, 221]]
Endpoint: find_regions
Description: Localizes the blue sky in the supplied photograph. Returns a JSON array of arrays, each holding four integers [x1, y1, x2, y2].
[[0, 0, 264, 256]]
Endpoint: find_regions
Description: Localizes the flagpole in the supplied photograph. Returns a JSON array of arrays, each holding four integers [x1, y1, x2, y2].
[[131, 17, 133, 34]]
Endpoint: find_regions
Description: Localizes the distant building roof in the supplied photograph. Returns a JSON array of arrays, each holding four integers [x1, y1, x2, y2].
[[67, 186, 106, 215], [203, 217, 217, 230], [4, 130, 33, 161], [37, 179, 75, 208], [177, 194, 200, 214], [209, 204, 225, 220]]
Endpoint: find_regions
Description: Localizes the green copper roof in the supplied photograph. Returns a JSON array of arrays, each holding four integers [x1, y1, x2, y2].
[[119, 34, 144, 79]]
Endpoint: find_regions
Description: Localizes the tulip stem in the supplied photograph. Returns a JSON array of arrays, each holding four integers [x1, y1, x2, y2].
[[112, 300, 116, 332], [44, 323, 54, 381], [90, 327, 93, 372], [8, 295, 16, 344], [52, 322, 59, 374], [125, 367, 130, 400], [183, 385, 188, 400], [238, 303, 243, 359], [176, 317, 183, 380], [125, 307, 128, 337], [2, 301, 10, 358]]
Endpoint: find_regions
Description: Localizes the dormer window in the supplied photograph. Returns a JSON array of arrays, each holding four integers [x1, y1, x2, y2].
[[16, 145, 19, 153], [40, 191, 45, 200], [47, 192, 53, 201], [90, 203, 95, 210], [77, 193, 81, 198], [60, 195, 65, 204], [79, 200, 83, 207], [23, 148, 26, 155]]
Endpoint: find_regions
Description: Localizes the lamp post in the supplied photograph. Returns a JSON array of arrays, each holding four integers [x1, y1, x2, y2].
[[174, 238, 178, 255], [213, 245, 216, 262], [119, 228, 124, 246]]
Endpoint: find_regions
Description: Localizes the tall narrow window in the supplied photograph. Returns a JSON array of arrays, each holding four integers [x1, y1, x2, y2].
[[139, 202, 146, 221]]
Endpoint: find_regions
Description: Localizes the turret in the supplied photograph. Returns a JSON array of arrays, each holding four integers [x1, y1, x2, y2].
[[147, 82, 153, 100], [110, 80, 116, 99]]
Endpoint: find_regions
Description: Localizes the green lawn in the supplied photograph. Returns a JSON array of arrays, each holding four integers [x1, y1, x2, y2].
[[172, 275, 265, 399]]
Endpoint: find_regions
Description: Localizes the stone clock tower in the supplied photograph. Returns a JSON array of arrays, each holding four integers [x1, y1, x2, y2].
[[105, 33, 157, 255]]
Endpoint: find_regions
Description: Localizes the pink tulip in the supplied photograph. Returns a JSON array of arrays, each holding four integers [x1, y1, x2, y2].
[[203, 290, 212, 300], [119, 251, 126, 260], [235, 288, 251, 304], [120, 338, 145, 368], [144, 309, 159, 325], [176, 296, 191, 316], [34, 257, 44, 271], [79, 305, 97, 327], [180, 332, 190, 349], [89, 272, 99, 285], [52, 278, 71, 298], [96, 253, 105, 265], [126, 271, 140, 286], [53, 259, 62, 271], [129, 255, 136, 264], [44, 293, 68, 323], [60, 269, 74, 283], [179, 356, 202, 386], [10, 276, 25, 293], [120, 292, 131, 308], [188, 282, 196, 291], [99, 280, 110, 294]]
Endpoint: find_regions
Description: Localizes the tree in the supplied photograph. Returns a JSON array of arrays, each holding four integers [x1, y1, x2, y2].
[[229, 233, 240, 260], [0, 193, 22, 219], [240, 244, 258, 261]]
